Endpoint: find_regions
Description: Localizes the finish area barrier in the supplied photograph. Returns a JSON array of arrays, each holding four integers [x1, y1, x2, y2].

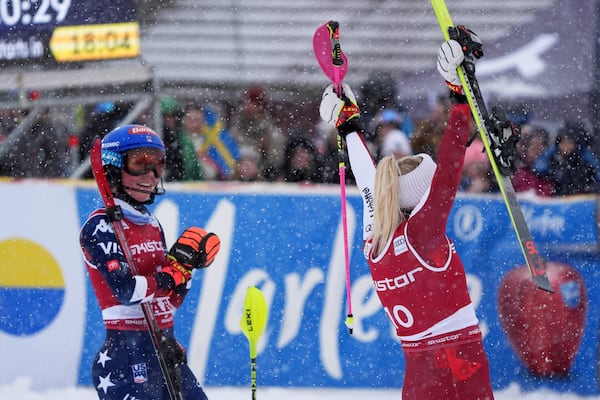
[[0, 180, 598, 394]]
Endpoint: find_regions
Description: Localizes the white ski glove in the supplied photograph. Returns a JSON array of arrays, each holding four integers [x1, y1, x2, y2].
[[319, 83, 362, 136], [437, 39, 465, 94]]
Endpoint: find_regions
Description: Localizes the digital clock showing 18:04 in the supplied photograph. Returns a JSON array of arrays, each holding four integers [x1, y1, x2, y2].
[[49, 22, 140, 62]]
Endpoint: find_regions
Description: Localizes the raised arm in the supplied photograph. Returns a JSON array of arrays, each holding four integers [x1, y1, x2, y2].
[[319, 83, 376, 241], [346, 131, 376, 241], [406, 38, 475, 253], [406, 102, 472, 254]]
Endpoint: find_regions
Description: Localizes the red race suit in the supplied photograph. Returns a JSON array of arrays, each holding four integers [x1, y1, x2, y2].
[[346, 103, 494, 400]]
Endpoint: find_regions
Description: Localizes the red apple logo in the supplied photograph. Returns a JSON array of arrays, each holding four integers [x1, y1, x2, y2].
[[497, 261, 587, 376]]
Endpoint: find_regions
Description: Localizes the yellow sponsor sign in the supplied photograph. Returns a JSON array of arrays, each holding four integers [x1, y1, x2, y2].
[[49, 21, 140, 62]]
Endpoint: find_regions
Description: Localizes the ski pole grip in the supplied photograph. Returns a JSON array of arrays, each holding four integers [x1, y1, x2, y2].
[[448, 25, 483, 60], [106, 205, 124, 223], [327, 21, 344, 66]]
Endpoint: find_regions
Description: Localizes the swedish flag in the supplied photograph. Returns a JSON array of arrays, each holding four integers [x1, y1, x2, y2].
[[200, 106, 240, 178]]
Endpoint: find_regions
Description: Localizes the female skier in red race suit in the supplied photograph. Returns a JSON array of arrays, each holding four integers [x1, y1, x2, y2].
[[318, 38, 495, 400]]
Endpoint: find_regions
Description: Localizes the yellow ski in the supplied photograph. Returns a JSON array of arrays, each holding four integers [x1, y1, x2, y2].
[[431, 0, 554, 292]]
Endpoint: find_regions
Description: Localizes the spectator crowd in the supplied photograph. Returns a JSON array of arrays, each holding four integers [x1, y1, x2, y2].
[[0, 80, 599, 198]]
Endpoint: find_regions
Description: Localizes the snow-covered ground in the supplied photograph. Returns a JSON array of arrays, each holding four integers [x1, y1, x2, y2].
[[2, 378, 600, 400]]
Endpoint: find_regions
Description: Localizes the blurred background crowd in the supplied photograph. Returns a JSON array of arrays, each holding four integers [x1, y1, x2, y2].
[[1, 79, 598, 198], [0, 0, 597, 197]]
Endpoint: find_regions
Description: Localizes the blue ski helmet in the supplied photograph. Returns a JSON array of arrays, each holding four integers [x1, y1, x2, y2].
[[101, 124, 165, 169], [100, 124, 166, 206]]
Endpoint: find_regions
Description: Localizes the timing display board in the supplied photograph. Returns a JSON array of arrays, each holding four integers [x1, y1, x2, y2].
[[0, 0, 139, 63]]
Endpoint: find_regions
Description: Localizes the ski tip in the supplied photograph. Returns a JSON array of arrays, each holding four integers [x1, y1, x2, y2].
[[534, 277, 555, 293]]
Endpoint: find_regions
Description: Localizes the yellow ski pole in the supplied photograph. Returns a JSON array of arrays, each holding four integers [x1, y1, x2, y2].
[[240, 286, 268, 400]]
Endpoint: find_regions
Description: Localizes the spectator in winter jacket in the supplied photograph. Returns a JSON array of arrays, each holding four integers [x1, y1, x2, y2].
[[370, 109, 413, 161], [228, 85, 287, 181], [160, 96, 185, 181], [281, 133, 321, 183], [0, 107, 69, 178], [512, 125, 554, 196], [547, 127, 598, 195], [460, 138, 498, 193]]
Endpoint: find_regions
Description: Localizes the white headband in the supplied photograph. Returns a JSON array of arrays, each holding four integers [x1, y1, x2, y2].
[[398, 153, 437, 209]]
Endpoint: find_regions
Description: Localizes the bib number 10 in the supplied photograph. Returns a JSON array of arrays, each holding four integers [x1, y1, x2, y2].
[[381, 274, 486, 336], [383, 305, 414, 329]]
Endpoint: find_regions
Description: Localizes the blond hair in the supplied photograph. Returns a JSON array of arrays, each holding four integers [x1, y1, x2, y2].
[[371, 155, 423, 257]]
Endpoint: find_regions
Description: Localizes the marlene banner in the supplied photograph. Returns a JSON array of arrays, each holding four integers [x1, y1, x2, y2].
[[0, 181, 597, 394]]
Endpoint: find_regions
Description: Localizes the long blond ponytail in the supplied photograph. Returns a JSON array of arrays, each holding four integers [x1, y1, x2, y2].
[[371, 155, 424, 257]]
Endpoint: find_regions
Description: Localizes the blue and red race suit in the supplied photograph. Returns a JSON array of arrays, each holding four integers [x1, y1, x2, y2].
[[80, 199, 208, 400]]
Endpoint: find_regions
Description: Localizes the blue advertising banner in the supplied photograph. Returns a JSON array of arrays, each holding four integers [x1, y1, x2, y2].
[[74, 186, 600, 395], [450, 194, 598, 394], [0, 181, 597, 393]]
